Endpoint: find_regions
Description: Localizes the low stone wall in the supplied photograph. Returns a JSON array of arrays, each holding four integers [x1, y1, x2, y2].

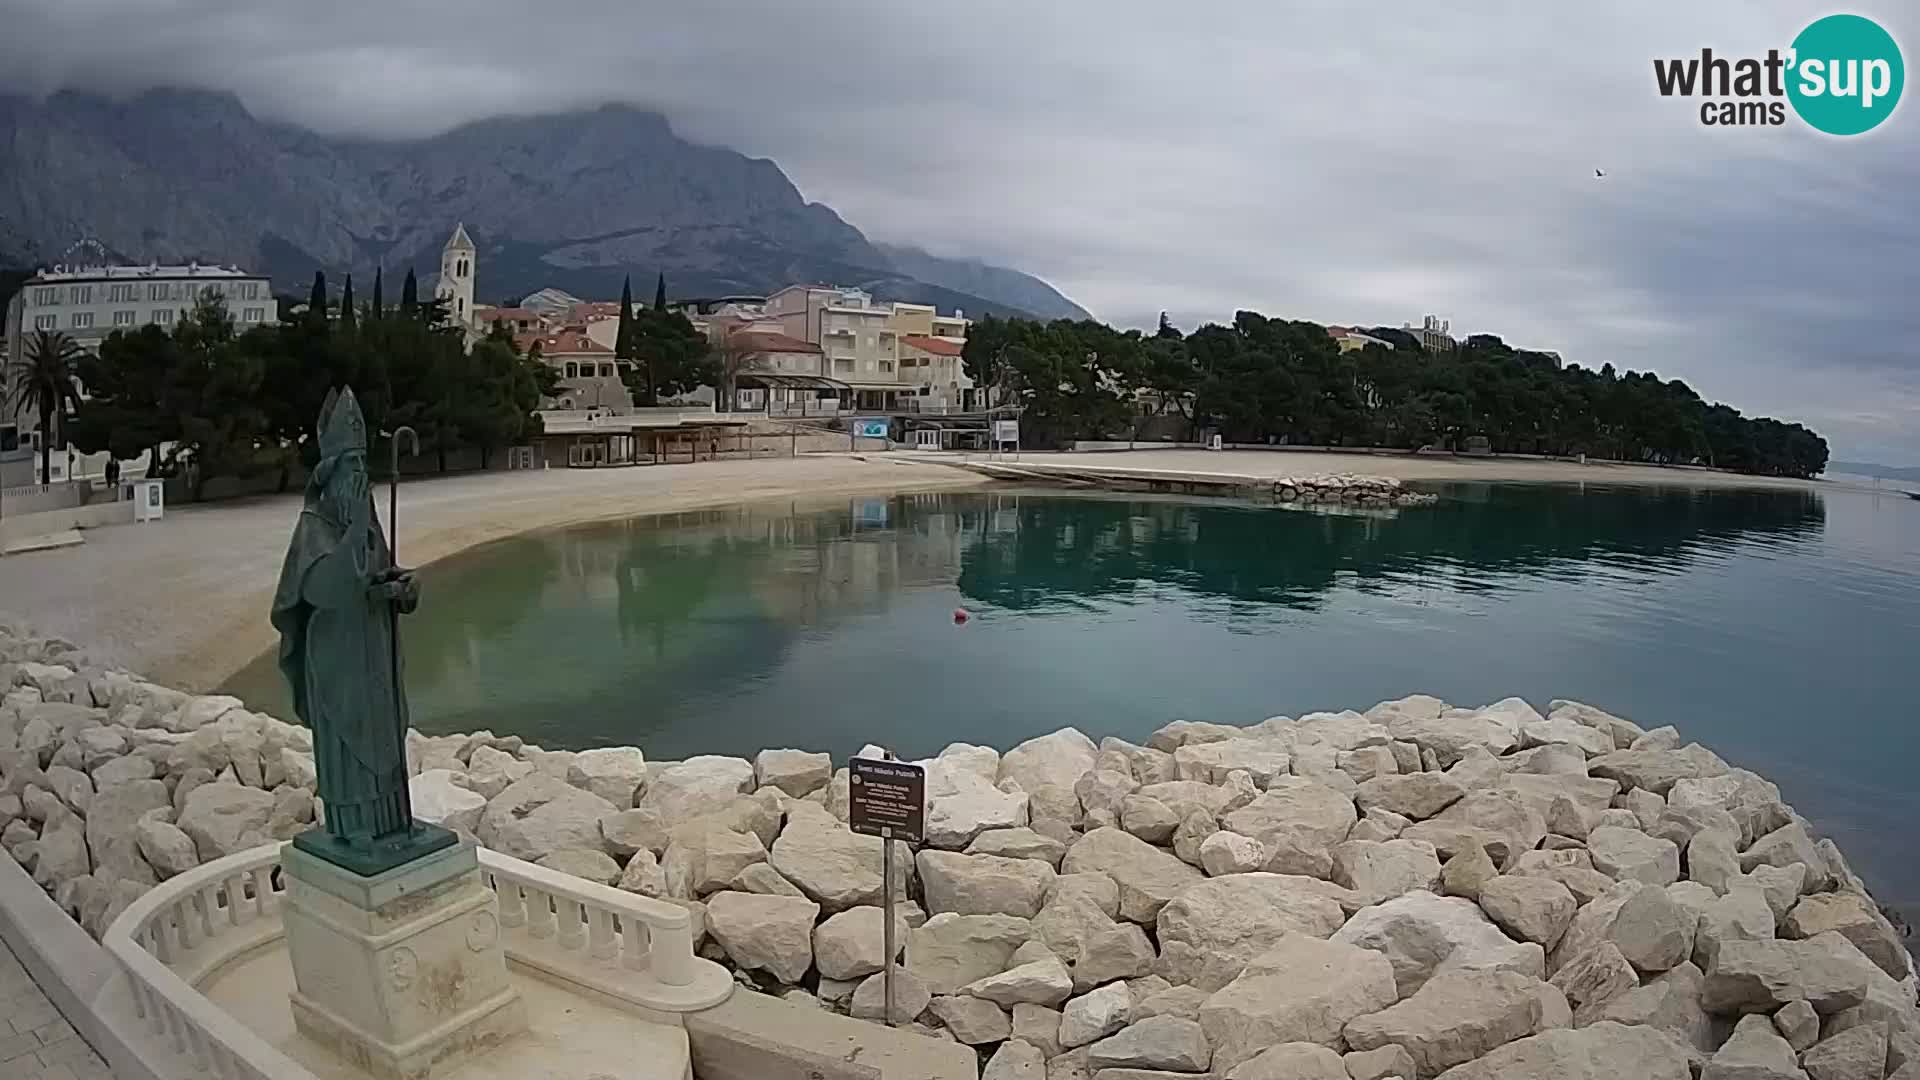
[[964, 462, 1440, 508], [3, 614, 1917, 1080]]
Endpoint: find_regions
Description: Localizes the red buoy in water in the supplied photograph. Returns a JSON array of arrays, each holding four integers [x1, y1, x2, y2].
[[953, 608, 971, 624]]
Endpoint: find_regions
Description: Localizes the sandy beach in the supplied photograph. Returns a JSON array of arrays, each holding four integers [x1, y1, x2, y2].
[[0, 455, 985, 690], [1, 446, 1869, 691], [1007, 447, 1864, 491]]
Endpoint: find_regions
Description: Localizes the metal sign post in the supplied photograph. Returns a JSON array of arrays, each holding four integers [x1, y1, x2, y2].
[[848, 753, 926, 1027]]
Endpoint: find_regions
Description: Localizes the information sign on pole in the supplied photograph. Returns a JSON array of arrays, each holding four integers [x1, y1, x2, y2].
[[849, 755, 924, 1026]]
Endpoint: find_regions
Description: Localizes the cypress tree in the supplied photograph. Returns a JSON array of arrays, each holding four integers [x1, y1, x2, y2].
[[339, 274, 356, 332], [401, 269, 419, 315], [370, 266, 384, 319], [308, 271, 328, 326], [653, 272, 667, 311], [615, 276, 635, 360]]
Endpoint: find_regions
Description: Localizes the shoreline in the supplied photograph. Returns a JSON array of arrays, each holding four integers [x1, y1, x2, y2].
[[1007, 447, 1876, 492], [1, 450, 1891, 693], [3, 618, 1915, 1076], [0, 455, 987, 691]]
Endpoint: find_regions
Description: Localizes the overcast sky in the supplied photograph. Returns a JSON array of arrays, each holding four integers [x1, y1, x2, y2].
[[3, 1, 1916, 464]]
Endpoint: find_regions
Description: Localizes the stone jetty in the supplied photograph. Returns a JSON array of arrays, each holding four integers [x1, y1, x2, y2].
[[2, 616, 1916, 1079], [959, 461, 1440, 508]]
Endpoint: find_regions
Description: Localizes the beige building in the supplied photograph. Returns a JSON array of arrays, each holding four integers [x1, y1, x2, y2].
[[435, 224, 477, 329], [1404, 314, 1456, 352], [516, 327, 633, 413], [762, 284, 972, 412]]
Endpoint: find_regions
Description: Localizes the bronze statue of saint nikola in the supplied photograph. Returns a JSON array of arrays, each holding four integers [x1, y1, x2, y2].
[[273, 386, 455, 875]]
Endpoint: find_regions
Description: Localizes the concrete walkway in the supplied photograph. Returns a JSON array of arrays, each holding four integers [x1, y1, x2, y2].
[[0, 937, 107, 1080]]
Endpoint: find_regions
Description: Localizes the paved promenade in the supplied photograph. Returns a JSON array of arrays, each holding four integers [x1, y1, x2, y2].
[[0, 938, 106, 1080]]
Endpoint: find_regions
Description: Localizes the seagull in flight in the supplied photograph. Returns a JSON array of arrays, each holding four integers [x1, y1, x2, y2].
[[1595, 168, 1606, 178]]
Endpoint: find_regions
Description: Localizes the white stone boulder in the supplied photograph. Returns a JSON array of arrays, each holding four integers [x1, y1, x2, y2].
[[849, 969, 932, 1022], [1173, 740, 1291, 786], [1785, 891, 1912, 981], [925, 770, 1030, 850], [1060, 982, 1134, 1049], [999, 728, 1098, 826], [1061, 828, 1205, 924], [661, 819, 768, 898], [640, 755, 755, 822], [537, 848, 620, 885], [566, 747, 647, 807], [1401, 789, 1546, 870], [1801, 1023, 1888, 1080], [753, 748, 832, 797], [1587, 825, 1680, 886], [477, 775, 616, 861], [599, 806, 670, 859], [1550, 942, 1641, 1023], [1609, 885, 1695, 975], [1333, 890, 1546, 998], [464, 745, 532, 799], [134, 816, 199, 879], [705, 891, 818, 984], [963, 954, 1075, 1008], [1331, 838, 1442, 906], [1354, 773, 1467, 821], [1478, 875, 1577, 948], [768, 803, 908, 913], [908, 912, 1033, 995], [918, 850, 1056, 918], [1229, 1042, 1350, 1079], [1222, 778, 1358, 852], [1701, 933, 1872, 1016], [967, 827, 1068, 867], [1198, 933, 1397, 1071], [177, 782, 276, 861], [1343, 1044, 1417, 1080], [1085, 1015, 1211, 1073], [1343, 968, 1571, 1078], [1588, 749, 1725, 796], [1703, 1012, 1808, 1080], [928, 995, 1012, 1044], [1589, 961, 1712, 1058], [1432, 1020, 1693, 1080], [409, 769, 486, 835], [1198, 832, 1266, 877], [1519, 717, 1615, 757], [84, 778, 169, 884], [1156, 873, 1349, 991]]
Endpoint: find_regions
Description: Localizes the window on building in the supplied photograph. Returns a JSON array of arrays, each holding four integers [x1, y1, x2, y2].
[[71, 312, 94, 329], [152, 309, 174, 325], [243, 307, 264, 322], [565, 362, 579, 379], [33, 287, 58, 305], [32, 314, 57, 330], [148, 284, 166, 301], [70, 285, 92, 304], [880, 360, 893, 373], [0, 424, 16, 453], [108, 284, 134, 302], [601, 363, 616, 377], [113, 310, 136, 326]]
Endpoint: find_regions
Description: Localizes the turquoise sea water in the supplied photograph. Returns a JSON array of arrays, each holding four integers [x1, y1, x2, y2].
[[225, 483, 1920, 913]]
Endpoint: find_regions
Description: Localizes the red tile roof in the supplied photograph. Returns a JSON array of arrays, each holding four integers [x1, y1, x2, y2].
[[517, 330, 611, 356], [901, 334, 964, 357], [728, 329, 820, 354]]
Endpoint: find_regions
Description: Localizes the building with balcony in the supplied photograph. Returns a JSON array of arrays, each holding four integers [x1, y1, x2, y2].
[[1403, 314, 1456, 352], [516, 327, 633, 413], [762, 285, 971, 413]]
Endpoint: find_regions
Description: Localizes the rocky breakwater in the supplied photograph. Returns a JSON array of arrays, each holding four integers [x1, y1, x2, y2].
[[3, 617, 1918, 1080], [1271, 474, 1437, 508]]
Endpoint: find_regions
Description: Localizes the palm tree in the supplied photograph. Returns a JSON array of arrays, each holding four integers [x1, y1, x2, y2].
[[3, 330, 86, 484]]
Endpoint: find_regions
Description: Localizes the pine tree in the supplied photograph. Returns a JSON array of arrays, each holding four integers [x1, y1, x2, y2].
[[308, 271, 328, 326], [615, 276, 635, 362], [339, 274, 357, 332], [370, 266, 384, 320], [401, 269, 419, 315], [653, 272, 667, 311]]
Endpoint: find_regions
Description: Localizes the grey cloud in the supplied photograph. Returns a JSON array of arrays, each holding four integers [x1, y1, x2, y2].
[[1, 0, 1915, 462]]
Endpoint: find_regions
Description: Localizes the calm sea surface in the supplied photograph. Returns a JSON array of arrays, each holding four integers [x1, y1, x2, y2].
[[225, 483, 1920, 913]]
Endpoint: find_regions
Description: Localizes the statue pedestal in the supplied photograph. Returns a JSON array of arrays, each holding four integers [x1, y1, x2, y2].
[[283, 839, 526, 1080]]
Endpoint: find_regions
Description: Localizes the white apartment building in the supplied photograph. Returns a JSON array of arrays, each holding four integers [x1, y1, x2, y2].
[[5, 262, 275, 360], [3, 261, 276, 485], [1403, 314, 1456, 352]]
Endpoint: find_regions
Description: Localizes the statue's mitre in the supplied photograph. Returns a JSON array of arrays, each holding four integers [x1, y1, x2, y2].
[[318, 386, 368, 458]]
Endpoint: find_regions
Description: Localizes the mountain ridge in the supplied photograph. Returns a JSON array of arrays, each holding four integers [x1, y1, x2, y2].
[[0, 89, 1090, 320]]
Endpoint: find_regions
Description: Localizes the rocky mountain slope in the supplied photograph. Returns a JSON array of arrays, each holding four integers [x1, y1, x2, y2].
[[0, 90, 1088, 319]]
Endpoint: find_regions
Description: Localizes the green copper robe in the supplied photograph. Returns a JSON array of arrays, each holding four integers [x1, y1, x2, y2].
[[271, 495, 414, 841]]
